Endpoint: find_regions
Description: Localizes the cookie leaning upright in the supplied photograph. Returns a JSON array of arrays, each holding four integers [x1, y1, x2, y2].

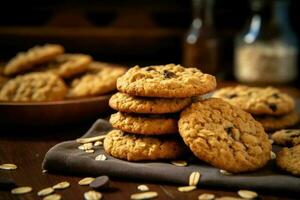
[[117, 64, 216, 98], [178, 98, 271, 173]]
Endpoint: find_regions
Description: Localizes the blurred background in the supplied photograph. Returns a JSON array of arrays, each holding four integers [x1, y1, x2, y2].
[[0, 0, 299, 86]]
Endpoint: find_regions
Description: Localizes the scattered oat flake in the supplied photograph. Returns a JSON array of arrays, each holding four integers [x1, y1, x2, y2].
[[85, 149, 95, 153], [84, 190, 102, 200], [11, 186, 32, 195], [42, 169, 48, 173], [37, 187, 54, 196], [130, 191, 158, 200], [79, 177, 95, 186], [270, 151, 276, 159], [52, 181, 70, 190], [94, 141, 103, 146], [198, 193, 215, 200], [189, 171, 201, 186], [43, 193, 62, 200], [0, 163, 17, 170], [237, 190, 258, 199], [177, 185, 196, 192], [220, 169, 232, 175], [78, 143, 93, 150], [171, 160, 188, 167], [76, 135, 106, 144], [95, 154, 107, 161], [137, 184, 149, 191]]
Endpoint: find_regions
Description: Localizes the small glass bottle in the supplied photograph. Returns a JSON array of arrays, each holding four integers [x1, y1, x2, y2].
[[234, 0, 298, 84], [183, 0, 218, 74]]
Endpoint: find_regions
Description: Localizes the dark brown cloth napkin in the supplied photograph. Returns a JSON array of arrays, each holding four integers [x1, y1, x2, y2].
[[43, 118, 300, 194]]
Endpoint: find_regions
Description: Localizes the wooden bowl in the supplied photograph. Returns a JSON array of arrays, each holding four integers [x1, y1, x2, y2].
[[0, 95, 112, 127]]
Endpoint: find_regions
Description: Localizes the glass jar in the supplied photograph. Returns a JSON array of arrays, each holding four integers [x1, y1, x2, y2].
[[234, 0, 298, 84], [183, 0, 218, 74]]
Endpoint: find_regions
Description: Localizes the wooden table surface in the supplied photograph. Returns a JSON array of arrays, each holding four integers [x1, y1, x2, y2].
[[1, 84, 299, 200]]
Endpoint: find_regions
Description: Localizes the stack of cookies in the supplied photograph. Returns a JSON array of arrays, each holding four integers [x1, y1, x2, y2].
[[104, 64, 217, 161], [212, 86, 299, 132]]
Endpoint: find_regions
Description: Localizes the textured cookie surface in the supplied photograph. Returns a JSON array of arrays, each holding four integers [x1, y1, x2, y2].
[[109, 92, 192, 114], [0, 76, 8, 89], [255, 112, 299, 132], [212, 86, 295, 116], [110, 112, 178, 135], [103, 130, 185, 161], [0, 72, 67, 101], [39, 54, 92, 78], [117, 64, 216, 98], [179, 98, 271, 173], [271, 129, 300, 146], [68, 62, 126, 98], [4, 44, 64, 76], [276, 145, 300, 176]]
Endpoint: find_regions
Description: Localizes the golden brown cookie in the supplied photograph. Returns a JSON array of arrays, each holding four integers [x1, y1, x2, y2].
[[4, 44, 64, 76], [276, 145, 300, 176], [0, 76, 8, 89], [109, 112, 178, 135], [271, 129, 300, 146], [212, 86, 295, 116], [117, 64, 216, 98], [109, 92, 192, 114], [103, 130, 185, 161], [255, 111, 299, 132], [0, 72, 67, 101], [39, 54, 92, 78], [68, 62, 126, 98], [179, 98, 271, 173]]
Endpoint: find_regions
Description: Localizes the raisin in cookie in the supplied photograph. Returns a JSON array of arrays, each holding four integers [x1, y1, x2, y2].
[[255, 111, 299, 132], [109, 92, 191, 114], [110, 112, 178, 135], [212, 86, 295, 116], [4, 44, 64, 76], [117, 64, 216, 98], [276, 145, 300, 176], [0, 72, 67, 101], [39, 54, 92, 78], [179, 98, 271, 173], [271, 129, 300, 146], [103, 130, 185, 161], [68, 62, 126, 98]]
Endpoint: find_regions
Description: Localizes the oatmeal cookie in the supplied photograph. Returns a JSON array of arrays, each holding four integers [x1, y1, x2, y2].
[[117, 64, 216, 98], [109, 92, 191, 114], [4, 44, 64, 76], [212, 86, 295, 116], [109, 112, 178, 135], [178, 98, 271, 173], [103, 130, 185, 161], [271, 129, 300, 146], [255, 111, 299, 132], [276, 145, 300, 176], [68, 62, 126, 98], [39, 54, 92, 78], [0, 76, 8, 89], [0, 72, 67, 101]]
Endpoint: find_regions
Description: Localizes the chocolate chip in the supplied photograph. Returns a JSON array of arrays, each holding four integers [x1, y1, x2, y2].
[[145, 67, 155, 71], [268, 103, 277, 112], [272, 93, 280, 98], [227, 94, 238, 99], [224, 127, 233, 135], [89, 175, 109, 190], [163, 70, 176, 78], [0, 177, 16, 191]]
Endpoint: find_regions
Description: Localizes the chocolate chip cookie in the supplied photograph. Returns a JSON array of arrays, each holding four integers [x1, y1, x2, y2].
[[109, 92, 192, 114], [179, 98, 271, 173], [0, 72, 67, 101], [255, 111, 299, 132], [68, 62, 126, 98], [276, 145, 300, 176], [39, 54, 92, 78], [271, 129, 300, 146], [212, 86, 295, 116], [103, 130, 185, 161], [110, 112, 178, 135], [117, 64, 216, 98], [4, 44, 64, 76]]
